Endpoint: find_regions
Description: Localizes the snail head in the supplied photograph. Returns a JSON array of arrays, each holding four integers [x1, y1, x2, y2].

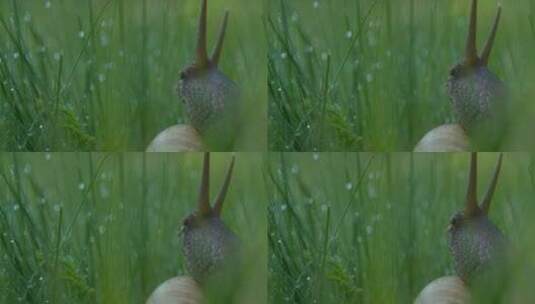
[[182, 152, 235, 230], [448, 0, 502, 79], [179, 0, 229, 81], [448, 153, 503, 232]]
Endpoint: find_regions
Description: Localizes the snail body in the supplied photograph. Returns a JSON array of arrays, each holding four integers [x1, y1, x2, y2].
[[146, 276, 203, 304], [447, 153, 506, 283], [148, 0, 239, 152], [417, 153, 506, 302], [146, 153, 239, 303], [416, 0, 505, 151], [146, 125, 203, 152], [414, 276, 470, 304], [414, 124, 471, 152]]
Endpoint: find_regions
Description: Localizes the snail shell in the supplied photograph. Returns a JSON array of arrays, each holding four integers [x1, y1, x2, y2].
[[146, 276, 203, 304], [147, 125, 203, 152], [415, 276, 470, 304], [414, 124, 471, 152]]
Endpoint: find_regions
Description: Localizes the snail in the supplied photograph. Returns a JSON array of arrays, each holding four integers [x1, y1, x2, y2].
[[147, 0, 240, 152], [146, 125, 203, 152], [414, 276, 471, 304], [414, 124, 470, 152], [415, 0, 506, 152], [146, 153, 240, 303], [415, 153, 506, 303]]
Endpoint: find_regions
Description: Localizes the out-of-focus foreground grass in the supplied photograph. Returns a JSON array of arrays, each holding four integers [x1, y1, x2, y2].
[[267, 153, 535, 303], [0, 0, 266, 151], [0, 153, 266, 304], [267, 0, 535, 151]]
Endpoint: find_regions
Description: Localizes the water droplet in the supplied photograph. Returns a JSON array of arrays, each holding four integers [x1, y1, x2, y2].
[[13, 52, 20, 59], [313, 1, 320, 9], [78, 182, 85, 190], [78, 31, 85, 39], [345, 31, 353, 39], [23, 13, 31, 22], [366, 225, 373, 235], [13, 204, 19, 211], [98, 225, 105, 235], [281, 204, 287, 211], [312, 153, 319, 160], [345, 182, 353, 190], [45, 1, 51, 9], [45, 153, 51, 160], [53, 53, 61, 61], [291, 164, 299, 174], [98, 74, 106, 83], [321, 52, 328, 61], [280, 52, 287, 59], [366, 73, 373, 83]]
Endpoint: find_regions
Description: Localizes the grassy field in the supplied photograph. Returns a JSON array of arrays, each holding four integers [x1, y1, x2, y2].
[[267, 153, 535, 303], [0, 0, 266, 151], [0, 153, 267, 304], [267, 0, 535, 151]]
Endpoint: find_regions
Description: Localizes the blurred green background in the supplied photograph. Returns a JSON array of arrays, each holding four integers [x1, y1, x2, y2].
[[268, 0, 535, 151], [0, 153, 266, 304], [0, 0, 266, 151], [267, 153, 535, 303]]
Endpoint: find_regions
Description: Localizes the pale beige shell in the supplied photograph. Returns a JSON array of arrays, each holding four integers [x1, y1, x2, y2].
[[146, 276, 203, 304], [147, 125, 204, 152], [415, 276, 470, 304], [414, 124, 471, 152]]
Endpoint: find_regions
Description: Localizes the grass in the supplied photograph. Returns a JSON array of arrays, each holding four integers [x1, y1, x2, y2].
[[267, 153, 535, 303], [0, 152, 267, 304], [0, 0, 266, 151], [267, 0, 535, 151]]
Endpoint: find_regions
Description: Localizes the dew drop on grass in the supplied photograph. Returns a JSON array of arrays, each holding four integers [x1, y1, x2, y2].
[[78, 31, 85, 39], [345, 182, 353, 190], [13, 204, 19, 211], [280, 52, 287, 60], [100, 34, 109, 47], [44, 153, 51, 160], [280, 204, 287, 212], [99, 184, 110, 198], [53, 53, 61, 61], [23, 163, 31, 174], [366, 73, 373, 83], [291, 164, 299, 174], [23, 13, 31, 22], [313, 1, 320, 9], [321, 52, 328, 61], [345, 31, 353, 39], [13, 52, 20, 59], [45, 1, 51, 9], [366, 225, 373, 235], [312, 153, 319, 160], [98, 225, 105, 235], [78, 182, 86, 191], [98, 74, 106, 83]]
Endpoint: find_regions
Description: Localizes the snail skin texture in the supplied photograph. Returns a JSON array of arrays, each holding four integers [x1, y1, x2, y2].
[[414, 276, 470, 304], [146, 125, 203, 152], [416, 0, 506, 151], [146, 276, 203, 304], [146, 153, 238, 304], [148, 0, 238, 152], [414, 124, 471, 152]]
